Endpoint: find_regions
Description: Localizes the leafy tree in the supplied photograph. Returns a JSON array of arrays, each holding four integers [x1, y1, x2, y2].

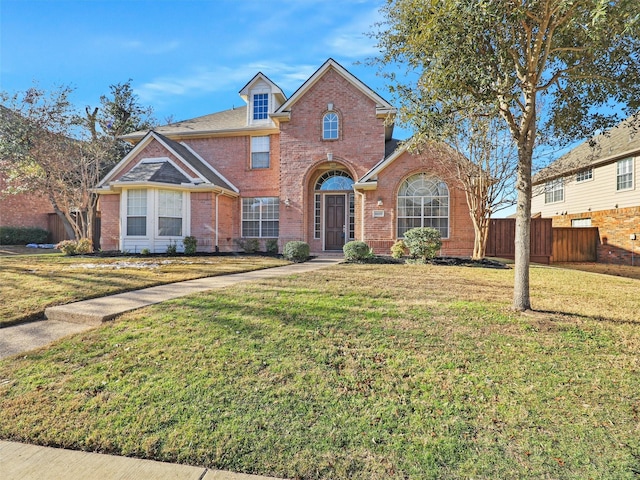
[[374, 0, 640, 310], [0, 81, 155, 244], [410, 107, 516, 260]]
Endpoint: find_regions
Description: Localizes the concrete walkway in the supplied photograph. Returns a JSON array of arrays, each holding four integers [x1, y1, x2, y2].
[[0, 256, 342, 479], [0, 441, 280, 480]]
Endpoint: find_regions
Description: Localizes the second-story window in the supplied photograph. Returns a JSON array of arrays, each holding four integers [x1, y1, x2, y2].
[[251, 136, 270, 169], [253, 93, 268, 120], [617, 157, 633, 191], [544, 178, 564, 204], [323, 112, 339, 140]]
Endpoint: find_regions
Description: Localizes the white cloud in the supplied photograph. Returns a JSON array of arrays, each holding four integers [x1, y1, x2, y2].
[[136, 61, 320, 104]]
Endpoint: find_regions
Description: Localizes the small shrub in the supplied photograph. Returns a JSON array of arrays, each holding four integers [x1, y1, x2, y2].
[[343, 241, 373, 262], [283, 241, 310, 263], [403, 227, 442, 262], [183, 236, 197, 255], [390, 240, 407, 259], [234, 238, 260, 254], [56, 240, 77, 256], [266, 238, 279, 255], [140, 248, 151, 255], [75, 238, 94, 254], [0, 226, 49, 245], [166, 241, 178, 255]]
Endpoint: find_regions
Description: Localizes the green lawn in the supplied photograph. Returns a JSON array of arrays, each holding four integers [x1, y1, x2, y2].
[[1, 262, 639, 479], [0, 253, 289, 326]]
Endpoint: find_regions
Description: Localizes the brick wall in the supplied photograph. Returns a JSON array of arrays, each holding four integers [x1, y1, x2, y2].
[[361, 147, 475, 256], [98, 194, 120, 251], [0, 177, 52, 230], [550, 206, 640, 265], [279, 68, 387, 247]]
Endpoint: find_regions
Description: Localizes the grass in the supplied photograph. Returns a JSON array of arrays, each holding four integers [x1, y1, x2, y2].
[[1, 262, 639, 479], [0, 253, 289, 326]]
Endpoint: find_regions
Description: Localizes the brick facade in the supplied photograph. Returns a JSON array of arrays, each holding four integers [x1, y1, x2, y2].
[[96, 60, 476, 257], [551, 206, 640, 265], [0, 177, 52, 231]]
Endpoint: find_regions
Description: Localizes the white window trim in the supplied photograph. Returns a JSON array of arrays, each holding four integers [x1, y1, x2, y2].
[[544, 178, 564, 204], [575, 168, 593, 183], [323, 112, 339, 140], [121, 188, 190, 248], [396, 174, 450, 239], [616, 157, 634, 191], [250, 136, 270, 169], [241, 197, 279, 238]]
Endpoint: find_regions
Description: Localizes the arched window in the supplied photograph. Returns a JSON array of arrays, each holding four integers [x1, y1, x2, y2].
[[397, 173, 449, 238], [323, 112, 339, 140], [315, 170, 353, 190]]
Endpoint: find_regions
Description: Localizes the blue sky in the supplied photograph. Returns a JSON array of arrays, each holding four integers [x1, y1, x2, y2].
[[1, 0, 411, 136]]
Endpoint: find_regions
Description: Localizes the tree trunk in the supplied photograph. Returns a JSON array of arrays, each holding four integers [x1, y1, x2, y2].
[[52, 203, 76, 241], [513, 146, 532, 311]]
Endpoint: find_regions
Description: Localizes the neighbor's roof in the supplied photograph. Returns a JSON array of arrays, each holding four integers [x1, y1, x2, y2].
[[534, 113, 640, 184]]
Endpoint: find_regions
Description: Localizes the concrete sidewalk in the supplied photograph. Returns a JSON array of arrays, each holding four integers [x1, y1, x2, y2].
[[1, 256, 342, 479], [0, 441, 281, 480], [45, 257, 342, 325]]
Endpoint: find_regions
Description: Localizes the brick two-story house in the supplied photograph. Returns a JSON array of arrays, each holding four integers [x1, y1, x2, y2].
[[95, 59, 475, 255], [531, 114, 640, 264]]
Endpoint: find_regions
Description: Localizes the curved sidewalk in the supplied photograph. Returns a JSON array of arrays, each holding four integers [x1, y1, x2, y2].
[[1, 257, 342, 480]]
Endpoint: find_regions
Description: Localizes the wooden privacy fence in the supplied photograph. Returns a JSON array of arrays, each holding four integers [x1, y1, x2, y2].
[[486, 218, 553, 264], [552, 227, 598, 262], [47, 213, 101, 248], [487, 218, 599, 263]]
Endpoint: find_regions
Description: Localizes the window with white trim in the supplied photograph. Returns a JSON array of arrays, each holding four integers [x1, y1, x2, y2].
[[158, 190, 183, 236], [617, 158, 633, 191], [253, 93, 268, 120], [323, 112, 339, 140], [571, 218, 592, 227], [126, 189, 147, 236], [576, 169, 593, 183], [242, 197, 279, 237], [251, 136, 270, 169], [397, 173, 449, 238], [544, 178, 564, 204]]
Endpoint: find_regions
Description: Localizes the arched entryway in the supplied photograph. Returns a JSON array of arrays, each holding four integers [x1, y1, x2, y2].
[[314, 170, 355, 251]]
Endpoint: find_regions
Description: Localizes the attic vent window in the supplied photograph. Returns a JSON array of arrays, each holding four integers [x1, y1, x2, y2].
[[253, 93, 268, 120]]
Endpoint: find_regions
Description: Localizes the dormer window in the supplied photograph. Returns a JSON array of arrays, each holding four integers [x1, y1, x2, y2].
[[253, 93, 269, 120], [323, 112, 339, 140]]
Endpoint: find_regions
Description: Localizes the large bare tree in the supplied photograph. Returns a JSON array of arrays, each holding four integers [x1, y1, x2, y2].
[[0, 81, 154, 244], [374, 0, 640, 310]]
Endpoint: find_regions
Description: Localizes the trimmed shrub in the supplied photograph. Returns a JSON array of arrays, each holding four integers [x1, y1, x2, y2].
[[166, 241, 178, 255], [390, 240, 407, 259], [183, 236, 197, 255], [266, 238, 279, 255], [283, 241, 310, 263], [0, 226, 49, 245], [234, 238, 260, 254], [343, 241, 372, 262], [403, 227, 442, 262], [56, 240, 77, 255], [75, 238, 93, 254], [56, 238, 94, 255]]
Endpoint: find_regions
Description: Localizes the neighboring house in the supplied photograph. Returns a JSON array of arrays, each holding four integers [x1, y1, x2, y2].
[[531, 114, 640, 264], [95, 59, 475, 255], [0, 105, 54, 239]]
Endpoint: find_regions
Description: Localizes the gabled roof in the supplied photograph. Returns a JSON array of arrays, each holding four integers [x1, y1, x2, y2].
[[97, 131, 238, 194], [238, 72, 286, 105], [119, 161, 189, 184], [534, 113, 640, 185], [354, 139, 406, 189], [272, 58, 396, 120]]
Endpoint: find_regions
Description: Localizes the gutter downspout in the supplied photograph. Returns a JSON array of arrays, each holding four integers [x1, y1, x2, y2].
[[356, 189, 366, 242], [215, 192, 220, 252]]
